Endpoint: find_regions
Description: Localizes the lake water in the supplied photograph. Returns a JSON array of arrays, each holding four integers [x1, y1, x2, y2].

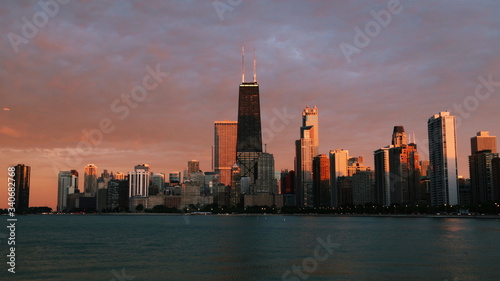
[[5, 215, 500, 281]]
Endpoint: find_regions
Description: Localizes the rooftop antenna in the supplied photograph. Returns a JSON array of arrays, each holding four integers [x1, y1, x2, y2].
[[413, 131, 416, 144], [265, 143, 267, 153], [253, 47, 257, 83], [241, 43, 245, 83]]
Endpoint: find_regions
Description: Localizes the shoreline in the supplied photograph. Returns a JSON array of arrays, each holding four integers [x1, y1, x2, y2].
[[19, 213, 500, 219]]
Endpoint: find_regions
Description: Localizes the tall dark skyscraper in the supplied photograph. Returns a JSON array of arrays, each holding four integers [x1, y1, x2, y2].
[[13, 164, 30, 213], [236, 46, 262, 189]]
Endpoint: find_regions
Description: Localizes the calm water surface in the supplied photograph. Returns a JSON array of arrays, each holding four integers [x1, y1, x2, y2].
[[5, 215, 500, 281]]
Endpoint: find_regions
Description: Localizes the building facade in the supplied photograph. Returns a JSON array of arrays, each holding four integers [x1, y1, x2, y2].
[[329, 149, 349, 207], [57, 170, 78, 212], [13, 164, 30, 213], [84, 164, 98, 196], [428, 112, 459, 206], [313, 154, 330, 207], [129, 164, 150, 198], [214, 121, 238, 186]]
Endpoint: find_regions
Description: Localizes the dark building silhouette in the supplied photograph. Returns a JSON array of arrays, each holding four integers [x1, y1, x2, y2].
[[313, 154, 330, 207], [280, 169, 295, 194], [492, 158, 500, 202], [469, 150, 498, 203], [13, 164, 30, 213], [236, 47, 262, 192]]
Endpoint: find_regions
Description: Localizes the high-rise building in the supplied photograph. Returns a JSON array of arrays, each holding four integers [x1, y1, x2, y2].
[[313, 154, 330, 207], [151, 173, 165, 194], [230, 163, 241, 206], [374, 146, 392, 206], [471, 131, 496, 154], [84, 164, 98, 196], [386, 126, 421, 204], [236, 47, 262, 189], [469, 151, 499, 203], [352, 171, 375, 205], [469, 132, 498, 203], [256, 152, 277, 193], [295, 126, 315, 207], [492, 158, 500, 202], [389, 143, 421, 204], [420, 160, 430, 177], [129, 164, 150, 198], [280, 169, 295, 194], [169, 172, 181, 184], [187, 160, 200, 178], [214, 121, 238, 186], [329, 149, 349, 207], [13, 164, 30, 213], [114, 172, 126, 180], [302, 106, 319, 156], [428, 112, 459, 206], [347, 156, 370, 176], [57, 170, 78, 212], [392, 125, 407, 147]]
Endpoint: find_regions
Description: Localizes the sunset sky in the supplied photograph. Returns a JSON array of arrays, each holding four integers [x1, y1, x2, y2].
[[1, 0, 499, 209]]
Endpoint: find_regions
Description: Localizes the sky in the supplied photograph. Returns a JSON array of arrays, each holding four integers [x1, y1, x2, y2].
[[1, 0, 499, 210]]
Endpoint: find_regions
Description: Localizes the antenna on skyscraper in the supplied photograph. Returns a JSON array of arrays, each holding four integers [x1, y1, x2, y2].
[[253, 47, 257, 83], [413, 131, 416, 144], [241, 43, 245, 83]]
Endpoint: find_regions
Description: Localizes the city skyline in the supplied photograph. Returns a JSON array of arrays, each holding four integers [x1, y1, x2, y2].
[[1, 1, 500, 210]]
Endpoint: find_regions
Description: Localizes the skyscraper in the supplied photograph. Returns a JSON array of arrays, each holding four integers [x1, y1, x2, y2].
[[388, 126, 421, 204], [374, 146, 392, 206], [469, 131, 498, 203], [256, 152, 278, 193], [214, 121, 238, 186], [313, 154, 330, 207], [329, 149, 349, 207], [352, 171, 375, 205], [236, 47, 262, 190], [129, 164, 150, 198], [84, 164, 98, 196], [492, 158, 500, 202], [428, 112, 459, 206], [392, 125, 407, 147], [295, 126, 315, 207], [471, 131, 497, 154], [187, 160, 200, 179], [57, 170, 78, 212], [13, 164, 30, 213], [302, 106, 319, 156]]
